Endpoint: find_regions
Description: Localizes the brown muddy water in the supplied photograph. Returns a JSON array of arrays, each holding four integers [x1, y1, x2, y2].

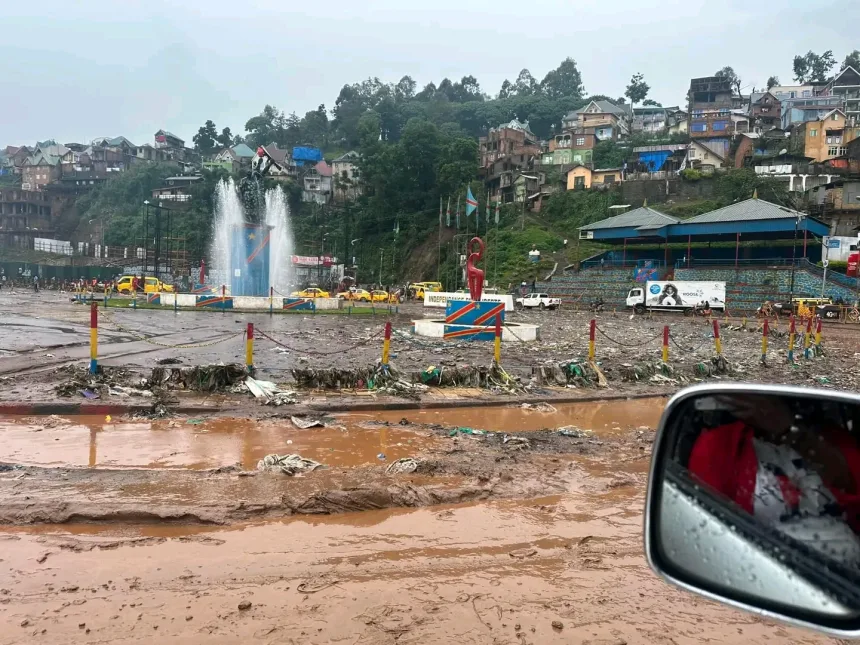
[[0, 416, 436, 470], [0, 398, 665, 471], [341, 396, 667, 435]]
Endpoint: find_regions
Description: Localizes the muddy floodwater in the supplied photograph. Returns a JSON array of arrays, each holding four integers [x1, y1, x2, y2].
[[0, 416, 438, 470], [344, 397, 667, 435], [0, 398, 664, 471]]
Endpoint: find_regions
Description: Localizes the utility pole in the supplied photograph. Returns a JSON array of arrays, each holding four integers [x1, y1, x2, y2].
[[378, 248, 383, 285]]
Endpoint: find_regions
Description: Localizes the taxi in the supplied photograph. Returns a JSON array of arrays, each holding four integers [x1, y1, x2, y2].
[[336, 288, 372, 302], [291, 287, 330, 298]]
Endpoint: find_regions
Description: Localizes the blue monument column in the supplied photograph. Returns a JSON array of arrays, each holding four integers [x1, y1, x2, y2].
[[231, 224, 271, 296]]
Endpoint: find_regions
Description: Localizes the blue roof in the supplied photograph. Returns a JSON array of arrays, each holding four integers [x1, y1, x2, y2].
[[580, 198, 829, 244]]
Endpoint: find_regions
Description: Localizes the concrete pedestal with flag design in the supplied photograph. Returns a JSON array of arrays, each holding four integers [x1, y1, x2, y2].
[[231, 223, 272, 297], [443, 299, 505, 341]]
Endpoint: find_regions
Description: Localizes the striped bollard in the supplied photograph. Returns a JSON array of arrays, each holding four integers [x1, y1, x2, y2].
[[788, 315, 796, 363], [174, 292, 178, 312], [804, 316, 813, 359], [815, 316, 822, 349], [221, 284, 226, 313], [588, 319, 596, 361], [494, 313, 502, 365], [712, 318, 722, 355], [761, 319, 769, 363], [269, 287, 274, 315], [246, 323, 254, 371], [662, 325, 669, 364], [89, 302, 98, 374], [382, 322, 392, 367]]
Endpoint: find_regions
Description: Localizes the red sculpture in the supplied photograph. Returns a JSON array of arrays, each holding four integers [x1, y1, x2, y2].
[[466, 237, 485, 302]]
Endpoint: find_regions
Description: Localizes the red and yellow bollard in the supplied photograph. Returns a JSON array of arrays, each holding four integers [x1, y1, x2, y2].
[[89, 302, 98, 374], [588, 319, 596, 361], [269, 286, 274, 315], [712, 318, 722, 355], [788, 315, 796, 363], [761, 318, 769, 363], [662, 325, 669, 363], [221, 284, 226, 312], [382, 322, 392, 367], [246, 323, 254, 371], [494, 314, 502, 365], [804, 316, 813, 359], [815, 316, 822, 348]]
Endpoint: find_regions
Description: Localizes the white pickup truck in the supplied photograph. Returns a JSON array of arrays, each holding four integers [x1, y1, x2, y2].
[[515, 293, 561, 310]]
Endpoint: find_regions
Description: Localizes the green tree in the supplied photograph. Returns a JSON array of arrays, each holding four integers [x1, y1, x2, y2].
[[793, 50, 836, 83], [300, 104, 330, 148], [842, 50, 860, 71], [216, 127, 233, 148], [395, 75, 416, 102], [539, 58, 585, 99], [766, 75, 780, 89], [625, 72, 650, 107], [592, 140, 625, 168], [192, 120, 219, 155], [513, 69, 539, 96], [245, 105, 288, 147], [642, 99, 662, 106], [714, 66, 742, 96], [498, 79, 514, 99]]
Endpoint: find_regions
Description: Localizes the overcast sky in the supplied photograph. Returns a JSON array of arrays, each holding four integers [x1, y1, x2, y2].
[[1, 0, 857, 147]]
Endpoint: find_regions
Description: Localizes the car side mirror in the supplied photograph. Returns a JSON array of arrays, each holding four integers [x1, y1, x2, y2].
[[645, 384, 860, 637]]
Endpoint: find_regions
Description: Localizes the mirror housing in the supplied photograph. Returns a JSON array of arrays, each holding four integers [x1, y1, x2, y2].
[[645, 383, 860, 637]]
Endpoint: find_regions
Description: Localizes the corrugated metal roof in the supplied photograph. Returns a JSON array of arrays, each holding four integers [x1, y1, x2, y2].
[[231, 143, 255, 158], [682, 198, 804, 224], [581, 207, 679, 231]]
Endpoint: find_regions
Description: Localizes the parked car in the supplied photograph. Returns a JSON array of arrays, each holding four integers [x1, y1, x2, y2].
[[291, 287, 330, 299], [336, 288, 371, 302], [370, 290, 392, 303], [143, 277, 174, 294], [515, 293, 561, 310]]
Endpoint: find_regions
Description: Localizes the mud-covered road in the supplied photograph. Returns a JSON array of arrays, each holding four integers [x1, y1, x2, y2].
[[0, 400, 842, 643]]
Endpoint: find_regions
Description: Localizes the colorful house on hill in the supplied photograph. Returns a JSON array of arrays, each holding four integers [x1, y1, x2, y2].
[[565, 166, 624, 190], [563, 100, 631, 140]]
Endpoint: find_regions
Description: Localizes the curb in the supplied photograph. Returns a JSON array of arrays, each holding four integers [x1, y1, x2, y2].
[[0, 403, 223, 416]]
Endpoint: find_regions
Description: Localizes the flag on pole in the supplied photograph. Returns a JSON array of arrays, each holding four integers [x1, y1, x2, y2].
[[446, 197, 451, 227], [456, 195, 461, 229], [494, 199, 500, 225], [465, 187, 478, 217]]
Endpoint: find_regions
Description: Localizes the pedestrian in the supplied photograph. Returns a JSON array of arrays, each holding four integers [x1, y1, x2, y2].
[[33, 275, 39, 293], [132, 275, 139, 294], [600, 257, 606, 270]]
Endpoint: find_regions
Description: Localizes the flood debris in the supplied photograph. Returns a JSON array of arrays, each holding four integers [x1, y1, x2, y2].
[[291, 363, 428, 400], [385, 457, 421, 474], [244, 376, 297, 406], [519, 402, 557, 413], [148, 364, 247, 392], [557, 426, 593, 438], [290, 416, 324, 429], [256, 454, 324, 476], [53, 365, 135, 398], [412, 363, 523, 393]]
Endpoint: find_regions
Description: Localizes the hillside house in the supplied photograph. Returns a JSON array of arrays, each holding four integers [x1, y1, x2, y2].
[[332, 151, 361, 202], [563, 100, 630, 140]]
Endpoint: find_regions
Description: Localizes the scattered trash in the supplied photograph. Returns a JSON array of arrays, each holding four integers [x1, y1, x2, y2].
[[502, 435, 530, 448], [557, 426, 592, 438], [80, 389, 99, 400], [377, 453, 386, 460], [257, 454, 324, 476], [237, 601, 252, 611], [245, 376, 297, 406], [186, 419, 204, 425], [386, 457, 420, 474], [156, 357, 182, 365], [104, 415, 112, 423], [448, 427, 486, 437], [290, 416, 324, 429], [520, 402, 557, 413], [509, 548, 538, 559], [45, 353, 54, 358]]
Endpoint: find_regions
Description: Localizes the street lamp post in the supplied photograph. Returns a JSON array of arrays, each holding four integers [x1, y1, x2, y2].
[[789, 214, 803, 301], [142, 200, 150, 281]]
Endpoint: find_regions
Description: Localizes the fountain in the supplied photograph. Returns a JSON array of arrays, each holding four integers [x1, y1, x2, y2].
[[208, 151, 294, 296]]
